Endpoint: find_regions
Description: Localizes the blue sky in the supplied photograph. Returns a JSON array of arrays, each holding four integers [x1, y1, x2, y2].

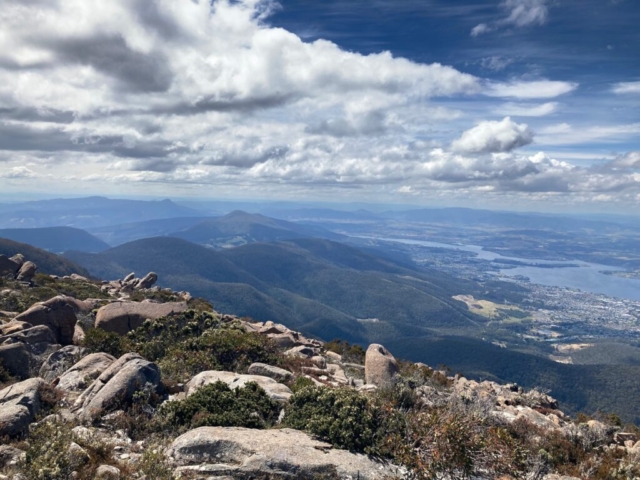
[[271, 0, 640, 163], [0, 0, 638, 212]]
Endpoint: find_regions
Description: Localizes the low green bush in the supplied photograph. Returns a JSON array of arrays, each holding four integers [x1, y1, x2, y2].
[[127, 310, 279, 382], [82, 328, 128, 358], [22, 420, 73, 480], [285, 385, 381, 453], [159, 381, 279, 430]]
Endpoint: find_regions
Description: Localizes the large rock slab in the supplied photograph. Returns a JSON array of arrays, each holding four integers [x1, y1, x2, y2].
[[165, 427, 400, 479], [14, 296, 77, 345], [186, 370, 292, 403], [1, 325, 57, 347], [95, 301, 188, 335], [73, 353, 161, 420], [0, 343, 33, 379], [365, 344, 399, 387], [0, 378, 45, 437], [55, 352, 116, 392], [247, 363, 293, 382]]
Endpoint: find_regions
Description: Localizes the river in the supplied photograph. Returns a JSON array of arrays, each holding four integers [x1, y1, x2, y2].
[[370, 237, 640, 301]]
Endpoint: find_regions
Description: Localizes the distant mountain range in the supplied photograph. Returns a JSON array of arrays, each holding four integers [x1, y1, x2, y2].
[[170, 211, 346, 247], [65, 236, 481, 344], [0, 227, 109, 253], [0, 197, 200, 229], [0, 238, 90, 277], [88, 217, 215, 246]]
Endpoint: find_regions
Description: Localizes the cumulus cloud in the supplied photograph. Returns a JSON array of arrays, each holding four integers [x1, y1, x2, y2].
[[472, 0, 548, 36], [607, 152, 640, 170], [451, 117, 534, 154], [0, 0, 637, 204], [612, 82, 640, 94]]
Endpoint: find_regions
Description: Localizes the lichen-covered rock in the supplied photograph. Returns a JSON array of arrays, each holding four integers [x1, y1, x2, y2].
[[39, 345, 88, 382], [95, 465, 121, 479], [14, 296, 77, 345], [55, 352, 116, 392], [73, 353, 161, 421], [364, 344, 399, 387], [186, 370, 292, 403], [165, 427, 401, 479], [94, 301, 188, 335], [0, 445, 25, 469]]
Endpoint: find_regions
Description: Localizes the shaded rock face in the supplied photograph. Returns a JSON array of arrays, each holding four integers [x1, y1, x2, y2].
[[55, 352, 116, 393], [0, 405, 31, 438], [72, 353, 161, 421], [94, 301, 188, 335], [14, 296, 77, 345], [0, 255, 20, 277], [365, 344, 399, 387], [0, 325, 58, 356], [0, 378, 45, 437], [0, 343, 32, 379], [186, 370, 293, 403], [39, 346, 87, 382], [165, 427, 400, 480]]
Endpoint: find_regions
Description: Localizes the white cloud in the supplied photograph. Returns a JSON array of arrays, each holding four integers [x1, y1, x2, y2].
[[451, 117, 534, 154], [0, 0, 637, 204], [471, 24, 492, 37], [496, 102, 558, 117], [502, 0, 548, 27], [472, 0, 548, 36], [480, 56, 514, 71], [0, 166, 38, 179], [538, 123, 640, 146], [612, 82, 640, 94], [608, 151, 640, 169], [486, 80, 578, 99]]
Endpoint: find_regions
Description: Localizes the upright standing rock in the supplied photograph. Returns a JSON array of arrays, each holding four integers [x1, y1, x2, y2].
[[16, 261, 37, 282], [364, 343, 399, 387], [136, 272, 158, 290]]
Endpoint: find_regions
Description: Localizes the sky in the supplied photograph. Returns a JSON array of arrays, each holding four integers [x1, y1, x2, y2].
[[0, 0, 639, 212]]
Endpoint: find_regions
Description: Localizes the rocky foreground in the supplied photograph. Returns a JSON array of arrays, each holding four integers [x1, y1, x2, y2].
[[1, 253, 640, 479]]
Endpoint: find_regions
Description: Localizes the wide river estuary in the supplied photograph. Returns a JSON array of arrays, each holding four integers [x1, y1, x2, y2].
[[376, 237, 640, 302]]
